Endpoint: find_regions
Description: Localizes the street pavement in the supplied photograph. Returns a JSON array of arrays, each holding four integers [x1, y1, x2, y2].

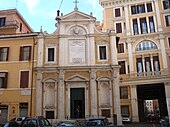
[[123, 123, 165, 127]]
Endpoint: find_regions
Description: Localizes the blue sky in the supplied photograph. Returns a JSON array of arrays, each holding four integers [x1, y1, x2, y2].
[[0, 0, 103, 33]]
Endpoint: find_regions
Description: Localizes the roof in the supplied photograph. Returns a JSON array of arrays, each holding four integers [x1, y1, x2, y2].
[[0, 9, 33, 32]]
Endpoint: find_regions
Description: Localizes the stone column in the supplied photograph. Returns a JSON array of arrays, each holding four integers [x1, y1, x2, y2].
[[90, 69, 98, 117], [109, 31, 118, 65], [131, 85, 139, 122], [159, 35, 168, 70], [137, 18, 141, 34], [58, 70, 65, 120], [165, 83, 170, 125], [36, 70, 43, 116], [112, 67, 122, 125], [142, 55, 146, 76], [127, 39, 134, 76], [155, 0, 163, 31], [124, 5, 131, 35], [150, 54, 154, 75]]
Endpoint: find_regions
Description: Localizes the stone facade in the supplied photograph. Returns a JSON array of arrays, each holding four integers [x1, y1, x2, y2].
[[35, 9, 122, 125]]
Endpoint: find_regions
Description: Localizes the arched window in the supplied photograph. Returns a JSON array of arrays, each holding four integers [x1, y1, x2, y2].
[[136, 41, 157, 51]]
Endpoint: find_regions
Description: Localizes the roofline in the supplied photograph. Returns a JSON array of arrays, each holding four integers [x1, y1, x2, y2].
[[0, 32, 39, 39], [0, 9, 34, 32]]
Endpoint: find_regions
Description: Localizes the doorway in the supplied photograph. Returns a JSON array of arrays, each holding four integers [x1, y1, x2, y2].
[[137, 83, 168, 122], [70, 88, 85, 119]]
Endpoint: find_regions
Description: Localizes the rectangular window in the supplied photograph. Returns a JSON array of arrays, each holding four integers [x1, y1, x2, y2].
[[0, 72, 8, 88], [137, 4, 145, 13], [46, 111, 54, 119], [20, 71, 29, 88], [0, 17, 6, 27], [19, 103, 28, 117], [117, 43, 124, 53], [149, 17, 155, 33], [115, 8, 121, 17], [131, 6, 137, 14], [116, 23, 122, 33], [121, 105, 129, 115], [153, 56, 160, 72], [165, 15, 170, 26], [140, 18, 148, 34], [136, 58, 143, 74], [48, 48, 55, 62], [147, 3, 153, 12], [118, 61, 126, 74], [0, 47, 9, 61], [133, 19, 139, 35], [101, 109, 111, 118], [19, 46, 31, 61], [168, 37, 170, 47], [99, 46, 107, 60], [20, 23, 22, 32], [120, 87, 128, 99], [163, 0, 170, 10]]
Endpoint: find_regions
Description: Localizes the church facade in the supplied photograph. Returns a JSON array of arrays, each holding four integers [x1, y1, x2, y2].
[[35, 8, 122, 125]]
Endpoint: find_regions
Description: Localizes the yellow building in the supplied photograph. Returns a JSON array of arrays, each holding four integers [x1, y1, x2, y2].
[[100, 0, 170, 122], [0, 9, 38, 123]]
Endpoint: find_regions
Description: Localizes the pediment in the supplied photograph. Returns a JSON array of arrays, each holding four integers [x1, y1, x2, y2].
[[60, 10, 96, 21], [65, 75, 88, 82]]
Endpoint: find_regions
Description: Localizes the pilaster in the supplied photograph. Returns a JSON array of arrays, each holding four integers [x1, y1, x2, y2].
[[165, 82, 170, 125], [90, 69, 98, 117], [37, 33, 44, 67], [127, 39, 134, 75], [155, 0, 163, 31]]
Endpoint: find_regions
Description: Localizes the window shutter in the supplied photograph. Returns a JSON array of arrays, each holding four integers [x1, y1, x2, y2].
[[20, 71, 29, 88], [6, 47, 9, 61], [116, 23, 122, 33], [19, 47, 23, 61], [4, 72, 8, 88], [29, 46, 32, 61]]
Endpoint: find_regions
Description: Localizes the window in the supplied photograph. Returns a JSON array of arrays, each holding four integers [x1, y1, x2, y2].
[[115, 8, 121, 17], [165, 15, 170, 26], [131, 6, 137, 14], [145, 57, 151, 75], [136, 58, 143, 74], [46, 111, 54, 119], [133, 19, 138, 35], [147, 3, 153, 12], [0, 72, 8, 88], [118, 61, 126, 74], [0, 17, 6, 27], [19, 46, 31, 61], [19, 103, 28, 117], [48, 48, 55, 62], [120, 87, 128, 99], [101, 109, 111, 118], [117, 43, 124, 53], [131, 4, 145, 14], [168, 37, 170, 47], [0, 47, 9, 61], [121, 105, 129, 115], [136, 42, 157, 51], [163, 0, 170, 10], [99, 46, 107, 60], [20, 23, 22, 32], [149, 17, 155, 33], [138, 4, 145, 13], [140, 18, 148, 34], [20, 71, 29, 88], [153, 56, 160, 72], [116, 23, 122, 33]]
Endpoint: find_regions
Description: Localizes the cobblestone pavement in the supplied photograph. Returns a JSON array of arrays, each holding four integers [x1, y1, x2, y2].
[[123, 123, 164, 127]]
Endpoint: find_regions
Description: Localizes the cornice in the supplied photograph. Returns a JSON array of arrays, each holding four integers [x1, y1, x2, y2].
[[100, 0, 153, 8]]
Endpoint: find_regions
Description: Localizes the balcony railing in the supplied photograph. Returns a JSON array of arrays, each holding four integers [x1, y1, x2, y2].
[[0, 20, 19, 28]]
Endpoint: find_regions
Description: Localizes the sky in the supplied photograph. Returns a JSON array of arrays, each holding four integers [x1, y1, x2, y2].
[[0, 0, 103, 33]]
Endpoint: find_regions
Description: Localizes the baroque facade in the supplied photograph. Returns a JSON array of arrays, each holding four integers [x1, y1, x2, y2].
[[100, 0, 170, 123], [0, 9, 37, 123], [35, 7, 122, 125]]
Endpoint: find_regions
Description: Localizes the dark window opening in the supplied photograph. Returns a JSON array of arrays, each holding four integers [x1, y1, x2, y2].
[[19, 46, 32, 61], [165, 15, 170, 26], [115, 8, 121, 17], [117, 43, 124, 53], [163, 0, 170, 10], [120, 87, 128, 99], [116, 23, 122, 33], [0, 47, 9, 61], [46, 111, 54, 119], [99, 46, 107, 60], [147, 3, 153, 12], [149, 17, 155, 33], [48, 48, 55, 62], [133, 19, 138, 35], [20, 71, 29, 88], [0, 17, 6, 27], [118, 61, 126, 74], [0, 72, 8, 88]]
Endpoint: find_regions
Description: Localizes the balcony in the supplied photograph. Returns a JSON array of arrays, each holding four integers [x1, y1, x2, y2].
[[0, 21, 19, 35]]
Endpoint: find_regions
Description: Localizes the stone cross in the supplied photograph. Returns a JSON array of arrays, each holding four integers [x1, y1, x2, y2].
[[74, 0, 79, 11]]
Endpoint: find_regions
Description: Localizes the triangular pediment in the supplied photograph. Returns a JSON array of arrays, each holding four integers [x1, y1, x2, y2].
[[60, 10, 96, 21], [65, 75, 88, 82]]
